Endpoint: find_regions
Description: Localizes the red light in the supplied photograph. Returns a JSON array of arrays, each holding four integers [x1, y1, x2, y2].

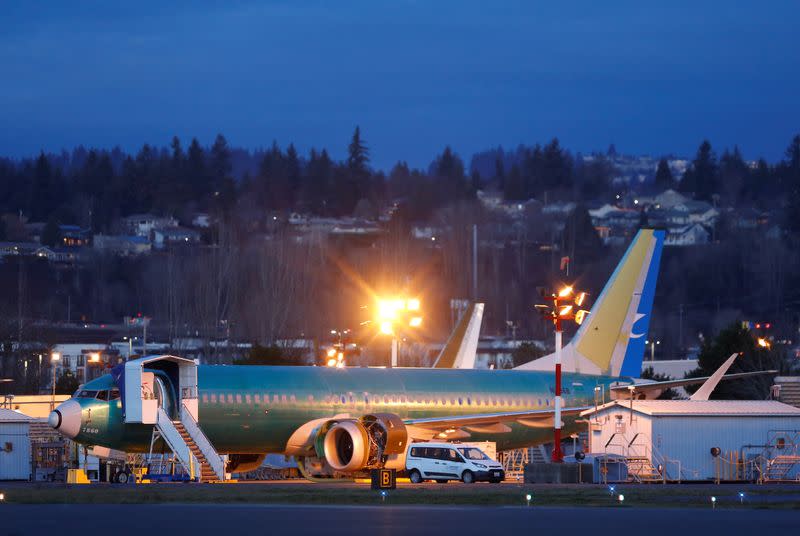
[[766, 323, 771, 329], [756, 323, 761, 329]]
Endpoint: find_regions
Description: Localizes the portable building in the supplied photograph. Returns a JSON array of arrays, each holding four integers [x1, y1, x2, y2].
[[0, 408, 35, 480], [582, 400, 800, 481]]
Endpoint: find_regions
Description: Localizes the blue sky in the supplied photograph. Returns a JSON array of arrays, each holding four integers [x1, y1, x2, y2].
[[1, 1, 798, 169]]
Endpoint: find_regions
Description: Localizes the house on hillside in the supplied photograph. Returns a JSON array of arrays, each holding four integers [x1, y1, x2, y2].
[[122, 214, 179, 237], [152, 227, 201, 249], [664, 223, 710, 246]]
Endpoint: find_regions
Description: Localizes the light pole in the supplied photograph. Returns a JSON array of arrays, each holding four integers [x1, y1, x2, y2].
[[536, 286, 590, 463], [50, 351, 61, 411], [646, 339, 660, 362]]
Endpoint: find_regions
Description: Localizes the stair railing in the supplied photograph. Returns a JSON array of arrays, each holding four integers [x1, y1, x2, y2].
[[180, 400, 226, 481]]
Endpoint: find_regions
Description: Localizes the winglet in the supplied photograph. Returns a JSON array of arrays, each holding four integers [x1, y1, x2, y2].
[[433, 303, 484, 369], [690, 353, 739, 401]]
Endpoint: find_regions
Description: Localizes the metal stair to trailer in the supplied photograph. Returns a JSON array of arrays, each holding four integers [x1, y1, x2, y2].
[[153, 404, 226, 482]]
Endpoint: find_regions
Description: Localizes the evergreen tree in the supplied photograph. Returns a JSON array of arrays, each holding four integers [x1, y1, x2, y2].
[[494, 157, 505, 191], [347, 126, 369, 174], [679, 140, 718, 201], [654, 158, 674, 190]]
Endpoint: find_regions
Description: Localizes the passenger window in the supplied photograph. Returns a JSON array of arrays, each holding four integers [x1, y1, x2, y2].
[[211, 394, 217, 403], [201, 394, 208, 403], [411, 448, 418, 457], [109, 389, 120, 400]]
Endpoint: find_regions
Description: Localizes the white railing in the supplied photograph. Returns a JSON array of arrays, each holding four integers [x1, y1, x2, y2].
[[180, 400, 226, 481], [155, 407, 193, 475]]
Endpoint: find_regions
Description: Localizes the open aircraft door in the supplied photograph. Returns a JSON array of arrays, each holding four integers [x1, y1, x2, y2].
[[116, 355, 199, 424]]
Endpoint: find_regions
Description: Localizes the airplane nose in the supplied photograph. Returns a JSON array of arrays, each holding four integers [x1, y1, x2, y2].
[[49, 400, 81, 438]]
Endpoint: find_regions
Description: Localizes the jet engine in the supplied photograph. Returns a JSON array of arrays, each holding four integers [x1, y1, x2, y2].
[[319, 413, 407, 472]]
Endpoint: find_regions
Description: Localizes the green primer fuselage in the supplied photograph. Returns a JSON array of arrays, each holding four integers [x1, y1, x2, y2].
[[71, 366, 627, 453]]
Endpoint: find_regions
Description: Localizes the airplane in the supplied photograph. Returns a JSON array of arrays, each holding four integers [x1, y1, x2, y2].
[[48, 228, 766, 481]]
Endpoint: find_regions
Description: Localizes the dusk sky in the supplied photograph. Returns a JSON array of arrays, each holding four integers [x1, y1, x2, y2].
[[2, 1, 799, 169]]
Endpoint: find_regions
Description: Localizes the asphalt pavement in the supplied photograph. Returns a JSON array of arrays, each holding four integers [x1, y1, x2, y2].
[[2, 503, 799, 536]]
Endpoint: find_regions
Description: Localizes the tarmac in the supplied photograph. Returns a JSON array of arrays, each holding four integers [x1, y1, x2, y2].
[[3, 503, 800, 536]]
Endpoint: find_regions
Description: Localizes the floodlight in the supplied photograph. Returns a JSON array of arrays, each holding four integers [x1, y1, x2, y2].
[[558, 286, 573, 298], [409, 316, 422, 327]]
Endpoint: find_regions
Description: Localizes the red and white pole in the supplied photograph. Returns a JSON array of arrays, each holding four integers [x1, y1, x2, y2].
[[552, 316, 563, 463]]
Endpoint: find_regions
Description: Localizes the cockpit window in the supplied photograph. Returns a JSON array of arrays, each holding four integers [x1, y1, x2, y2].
[[96, 390, 109, 401], [75, 390, 99, 399], [109, 389, 120, 400]]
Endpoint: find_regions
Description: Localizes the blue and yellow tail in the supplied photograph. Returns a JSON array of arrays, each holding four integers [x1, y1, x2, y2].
[[515, 228, 665, 377]]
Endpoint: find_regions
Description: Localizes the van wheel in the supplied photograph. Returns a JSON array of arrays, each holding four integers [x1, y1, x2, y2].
[[461, 470, 475, 484], [409, 470, 423, 484]]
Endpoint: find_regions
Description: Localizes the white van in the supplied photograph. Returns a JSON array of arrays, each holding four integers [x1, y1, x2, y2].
[[405, 442, 505, 484]]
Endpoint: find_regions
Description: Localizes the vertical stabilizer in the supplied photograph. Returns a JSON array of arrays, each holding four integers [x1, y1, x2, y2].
[[515, 228, 665, 377], [433, 303, 484, 369]]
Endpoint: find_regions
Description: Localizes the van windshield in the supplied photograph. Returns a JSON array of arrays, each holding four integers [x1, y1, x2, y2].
[[458, 447, 490, 460]]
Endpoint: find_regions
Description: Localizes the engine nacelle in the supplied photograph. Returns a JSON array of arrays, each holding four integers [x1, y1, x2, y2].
[[323, 420, 370, 472], [318, 414, 408, 472], [226, 453, 267, 474]]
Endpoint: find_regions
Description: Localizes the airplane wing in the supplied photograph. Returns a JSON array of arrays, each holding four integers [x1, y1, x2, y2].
[[403, 406, 590, 440], [611, 370, 778, 397]]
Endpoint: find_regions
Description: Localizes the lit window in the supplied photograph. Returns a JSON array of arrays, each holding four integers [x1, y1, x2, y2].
[[273, 394, 280, 404], [236, 394, 242, 404], [290, 394, 296, 403], [383, 395, 389, 404], [210, 394, 217, 403], [254, 394, 261, 404], [281, 394, 287, 403], [245, 394, 252, 404], [227, 394, 233, 404], [201, 394, 208, 403]]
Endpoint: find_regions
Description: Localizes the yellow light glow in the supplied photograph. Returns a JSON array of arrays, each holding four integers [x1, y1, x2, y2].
[[89, 352, 101, 363], [575, 292, 587, 307], [326, 358, 337, 367], [380, 321, 394, 335], [407, 298, 420, 311], [575, 310, 589, 325], [377, 300, 395, 320], [758, 337, 771, 349], [50, 352, 60, 362], [409, 316, 423, 328], [558, 305, 573, 317], [337, 352, 344, 360], [558, 286, 573, 298], [327, 348, 336, 358], [336, 361, 345, 368]]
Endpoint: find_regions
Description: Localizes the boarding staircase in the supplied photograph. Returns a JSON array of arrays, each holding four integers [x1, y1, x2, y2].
[[153, 403, 226, 482]]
